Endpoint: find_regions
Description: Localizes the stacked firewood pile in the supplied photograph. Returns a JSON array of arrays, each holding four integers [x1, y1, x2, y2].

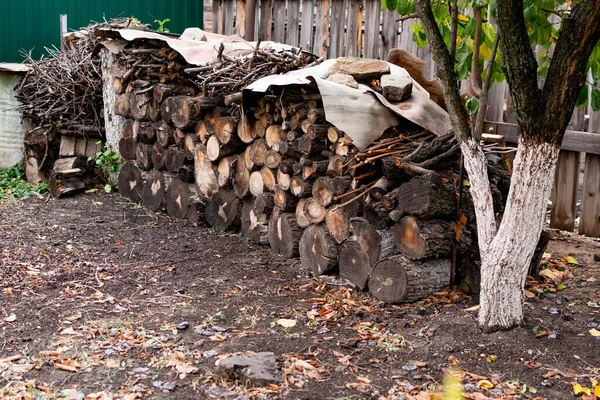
[[116, 52, 510, 302], [16, 20, 145, 195]]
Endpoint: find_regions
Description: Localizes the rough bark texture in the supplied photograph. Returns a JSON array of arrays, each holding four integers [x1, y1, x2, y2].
[[299, 225, 340, 276], [100, 50, 126, 151]]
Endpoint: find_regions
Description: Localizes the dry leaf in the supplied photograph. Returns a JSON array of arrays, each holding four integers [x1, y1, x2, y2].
[[10, 363, 35, 374], [465, 305, 480, 312], [476, 379, 495, 390], [589, 328, 600, 337], [60, 327, 78, 335], [105, 358, 121, 369], [563, 256, 578, 265], [55, 363, 77, 372], [573, 383, 591, 396], [276, 318, 297, 328], [4, 313, 17, 322], [356, 376, 372, 384]]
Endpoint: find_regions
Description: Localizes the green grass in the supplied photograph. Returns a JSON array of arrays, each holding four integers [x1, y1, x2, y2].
[[0, 163, 48, 200]]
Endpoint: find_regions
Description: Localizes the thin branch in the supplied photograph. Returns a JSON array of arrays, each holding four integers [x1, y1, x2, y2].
[[474, 33, 501, 140], [395, 13, 419, 22], [470, 7, 484, 97]]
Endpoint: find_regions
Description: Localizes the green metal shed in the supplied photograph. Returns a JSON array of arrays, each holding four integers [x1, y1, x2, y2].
[[1, 0, 204, 63]]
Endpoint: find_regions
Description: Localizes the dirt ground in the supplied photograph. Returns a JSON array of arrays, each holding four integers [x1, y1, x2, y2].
[[0, 191, 599, 400]]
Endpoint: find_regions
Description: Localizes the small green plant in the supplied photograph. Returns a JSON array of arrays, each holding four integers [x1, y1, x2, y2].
[[91, 142, 123, 193], [203, 311, 226, 326], [0, 163, 48, 201], [155, 18, 171, 33]]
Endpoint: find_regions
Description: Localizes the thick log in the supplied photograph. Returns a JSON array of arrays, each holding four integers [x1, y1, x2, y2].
[[147, 99, 160, 121], [332, 175, 352, 195], [363, 201, 392, 229], [299, 225, 339, 275], [206, 134, 243, 162], [233, 157, 251, 197], [206, 189, 242, 231], [295, 198, 311, 228], [118, 161, 143, 203], [130, 91, 149, 121], [327, 126, 340, 143], [302, 160, 328, 180], [156, 120, 175, 148], [264, 150, 282, 169], [307, 108, 326, 124], [49, 169, 92, 198], [177, 165, 195, 183], [274, 186, 298, 212], [276, 169, 291, 191], [143, 169, 166, 212], [307, 124, 329, 140], [160, 97, 176, 122], [119, 137, 137, 160], [327, 154, 345, 176], [187, 201, 206, 226], [265, 125, 284, 148], [194, 143, 219, 200], [325, 207, 352, 244], [151, 143, 166, 170], [114, 93, 131, 117], [53, 156, 88, 172], [166, 177, 191, 219], [312, 176, 335, 206], [243, 146, 255, 170], [249, 171, 265, 196], [381, 155, 409, 181], [290, 175, 313, 197], [138, 122, 156, 144], [394, 216, 455, 260], [215, 116, 238, 144], [217, 156, 237, 188], [195, 120, 211, 144], [261, 167, 276, 192], [241, 194, 274, 245], [396, 174, 456, 218], [268, 211, 303, 258], [165, 146, 185, 173], [369, 256, 451, 303], [238, 114, 257, 143], [304, 197, 327, 224], [122, 120, 135, 139], [183, 134, 199, 160], [339, 240, 372, 290], [171, 96, 201, 129], [136, 142, 153, 170], [298, 135, 325, 155], [250, 138, 268, 166]]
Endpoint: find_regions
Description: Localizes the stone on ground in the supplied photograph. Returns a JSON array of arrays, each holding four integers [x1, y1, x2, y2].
[[215, 351, 281, 385]]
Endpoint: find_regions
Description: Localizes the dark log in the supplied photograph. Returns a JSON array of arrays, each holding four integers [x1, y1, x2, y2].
[[529, 229, 551, 277], [143, 169, 166, 212], [381, 154, 409, 181], [151, 143, 166, 170], [299, 225, 339, 275], [194, 143, 219, 200], [118, 137, 137, 160], [177, 165, 195, 183], [138, 122, 156, 144], [332, 175, 352, 195], [130, 91, 149, 121], [153, 84, 195, 103], [369, 255, 451, 303], [307, 108, 326, 124], [339, 240, 372, 290], [171, 95, 201, 129], [156, 120, 175, 148], [274, 186, 298, 212], [188, 201, 206, 226], [147, 99, 160, 121], [136, 142, 153, 170], [166, 177, 191, 219], [302, 160, 328, 180], [380, 187, 400, 210], [206, 189, 242, 231], [268, 211, 303, 258], [160, 97, 176, 122], [396, 174, 456, 218], [49, 169, 92, 198], [241, 193, 274, 245], [290, 175, 313, 197], [327, 154, 345, 176], [122, 120, 135, 139], [298, 135, 325, 155], [118, 161, 143, 203], [165, 146, 185, 173], [363, 201, 392, 229], [307, 124, 329, 140], [369, 177, 390, 200]]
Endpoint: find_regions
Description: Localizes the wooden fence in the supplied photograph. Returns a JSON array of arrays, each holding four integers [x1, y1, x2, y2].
[[208, 0, 600, 238]]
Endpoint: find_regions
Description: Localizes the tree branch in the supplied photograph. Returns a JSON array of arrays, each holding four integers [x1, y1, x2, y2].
[[541, 0, 600, 143], [449, 2, 458, 61], [474, 34, 501, 140], [496, 0, 542, 131], [414, 0, 471, 142], [470, 6, 484, 97], [395, 13, 418, 22]]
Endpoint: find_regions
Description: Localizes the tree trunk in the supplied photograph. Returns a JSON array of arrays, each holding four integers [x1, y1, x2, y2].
[[461, 137, 560, 332]]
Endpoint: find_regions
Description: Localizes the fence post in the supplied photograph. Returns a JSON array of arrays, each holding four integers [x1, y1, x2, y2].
[[60, 14, 67, 49]]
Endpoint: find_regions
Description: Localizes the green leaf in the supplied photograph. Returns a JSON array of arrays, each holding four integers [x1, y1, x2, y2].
[[382, 0, 399, 11], [576, 85, 588, 107], [592, 88, 600, 112], [104, 184, 113, 193]]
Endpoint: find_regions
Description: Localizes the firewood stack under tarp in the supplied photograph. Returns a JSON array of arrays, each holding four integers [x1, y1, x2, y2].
[[113, 46, 511, 303]]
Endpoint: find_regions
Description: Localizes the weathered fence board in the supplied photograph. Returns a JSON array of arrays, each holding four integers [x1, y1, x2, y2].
[[300, 0, 314, 50], [273, 0, 286, 43], [286, 0, 300, 46], [345, 0, 363, 57], [313, 0, 330, 58], [329, 0, 346, 58], [363, 0, 381, 59], [579, 154, 600, 237]]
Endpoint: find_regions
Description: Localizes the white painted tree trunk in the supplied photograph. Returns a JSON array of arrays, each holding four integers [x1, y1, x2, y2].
[[461, 137, 560, 332], [100, 49, 126, 152]]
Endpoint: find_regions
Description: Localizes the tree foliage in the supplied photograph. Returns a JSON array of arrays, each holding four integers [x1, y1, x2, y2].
[[383, 0, 600, 111]]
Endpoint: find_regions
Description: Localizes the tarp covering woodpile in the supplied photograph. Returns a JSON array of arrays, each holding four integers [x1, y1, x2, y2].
[[106, 28, 511, 303]]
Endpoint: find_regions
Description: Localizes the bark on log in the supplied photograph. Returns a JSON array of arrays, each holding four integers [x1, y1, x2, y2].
[[160, 96, 176, 122], [183, 133, 199, 160], [147, 99, 160, 121], [118, 161, 143, 203], [290, 175, 313, 197], [295, 198, 311, 228], [299, 225, 339, 275], [114, 93, 131, 117], [312, 176, 335, 206], [130, 91, 149, 121], [325, 207, 352, 244], [233, 157, 251, 197], [156, 120, 175, 148], [268, 211, 303, 258], [171, 96, 201, 129], [177, 165, 195, 183], [187, 201, 206, 226], [394, 216, 455, 260], [151, 143, 166, 170], [369, 256, 451, 303], [153, 84, 195, 103], [241, 194, 274, 245], [138, 122, 156, 144], [274, 186, 298, 212], [119, 137, 137, 160], [396, 174, 456, 218], [217, 156, 237, 188], [205, 189, 242, 231]]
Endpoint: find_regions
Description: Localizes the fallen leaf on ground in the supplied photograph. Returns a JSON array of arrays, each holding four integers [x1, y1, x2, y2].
[[465, 305, 480, 312], [589, 328, 600, 337], [564, 256, 578, 265], [276, 318, 297, 328], [573, 383, 591, 396], [4, 313, 17, 322], [477, 380, 495, 390]]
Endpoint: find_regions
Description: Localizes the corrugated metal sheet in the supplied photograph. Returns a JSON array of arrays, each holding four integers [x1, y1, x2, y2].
[[0, 71, 30, 169], [1, 0, 204, 63]]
